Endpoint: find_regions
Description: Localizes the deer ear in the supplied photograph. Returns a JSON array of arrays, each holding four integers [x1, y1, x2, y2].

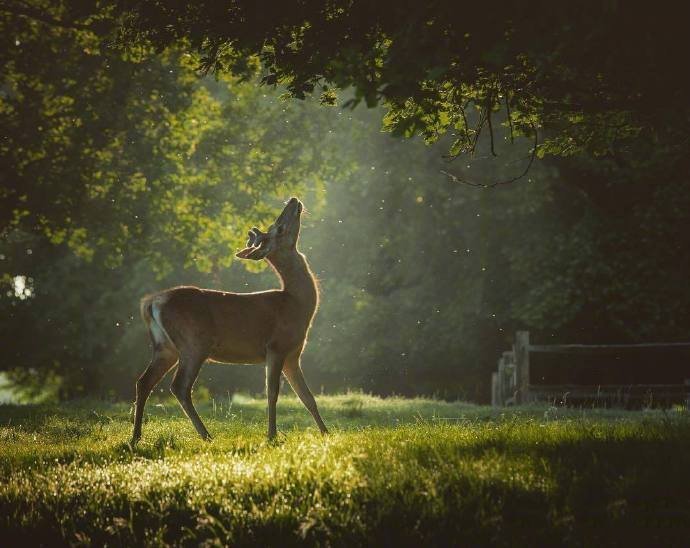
[[236, 246, 268, 260], [236, 246, 257, 259]]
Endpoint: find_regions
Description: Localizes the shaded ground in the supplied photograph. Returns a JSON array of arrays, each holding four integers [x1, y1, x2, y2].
[[1, 394, 689, 546]]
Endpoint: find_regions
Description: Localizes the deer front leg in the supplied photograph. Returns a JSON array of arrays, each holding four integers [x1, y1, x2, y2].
[[283, 357, 328, 434], [265, 351, 285, 440]]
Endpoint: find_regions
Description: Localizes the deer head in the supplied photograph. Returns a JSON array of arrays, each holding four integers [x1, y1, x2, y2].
[[236, 197, 303, 260]]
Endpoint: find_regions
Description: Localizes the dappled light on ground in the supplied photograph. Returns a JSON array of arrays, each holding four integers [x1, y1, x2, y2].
[[1, 395, 688, 545]]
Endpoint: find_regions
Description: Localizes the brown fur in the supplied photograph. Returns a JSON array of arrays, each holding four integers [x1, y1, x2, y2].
[[131, 198, 328, 444]]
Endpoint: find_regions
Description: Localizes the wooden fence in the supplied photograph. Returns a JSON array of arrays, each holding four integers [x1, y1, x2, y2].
[[491, 331, 690, 407]]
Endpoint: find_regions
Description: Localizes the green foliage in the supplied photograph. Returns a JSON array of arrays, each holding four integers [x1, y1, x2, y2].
[[2, 1, 690, 404], [0, 396, 689, 545], [116, 2, 688, 160], [0, 3, 349, 274]]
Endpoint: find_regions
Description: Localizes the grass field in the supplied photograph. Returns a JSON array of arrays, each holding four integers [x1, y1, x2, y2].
[[1, 393, 689, 546]]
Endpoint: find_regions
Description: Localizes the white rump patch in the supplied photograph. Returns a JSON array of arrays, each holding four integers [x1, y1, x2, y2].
[[150, 295, 174, 347]]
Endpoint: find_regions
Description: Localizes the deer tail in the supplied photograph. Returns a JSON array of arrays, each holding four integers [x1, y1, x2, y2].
[[140, 294, 175, 351]]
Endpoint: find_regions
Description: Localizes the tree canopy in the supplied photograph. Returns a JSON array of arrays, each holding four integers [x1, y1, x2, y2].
[[115, 1, 689, 164], [1, 2, 353, 272], [2, 1, 690, 401]]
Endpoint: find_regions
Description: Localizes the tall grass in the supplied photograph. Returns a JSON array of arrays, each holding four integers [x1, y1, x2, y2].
[[0, 395, 688, 546]]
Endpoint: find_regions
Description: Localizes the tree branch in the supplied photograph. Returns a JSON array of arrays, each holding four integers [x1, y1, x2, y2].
[[0, 1, 93, 31], [440, 124, 539, 188], [505, 92, 514, 144], [460, 99, 471, 145], [486, 98, 497, 157]]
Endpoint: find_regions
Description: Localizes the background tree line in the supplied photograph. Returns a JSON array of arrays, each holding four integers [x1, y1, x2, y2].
[[1, 1, 689, 401]]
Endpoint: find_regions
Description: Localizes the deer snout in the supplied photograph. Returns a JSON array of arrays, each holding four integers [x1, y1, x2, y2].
[[293, 197, 304, 213]]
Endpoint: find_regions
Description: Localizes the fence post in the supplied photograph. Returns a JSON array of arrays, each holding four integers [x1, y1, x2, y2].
[[498, 357, 506, 405], [491, 372, 499, 406], [515, 331, 530, 404]]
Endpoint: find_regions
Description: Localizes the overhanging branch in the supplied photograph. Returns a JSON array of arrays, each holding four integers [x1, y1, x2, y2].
[[441, 124, 538, 188], [0, 1, 93, 31]]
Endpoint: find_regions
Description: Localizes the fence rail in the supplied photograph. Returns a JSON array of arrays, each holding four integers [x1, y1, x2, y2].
[[529, 342, 690, 353], [491, 331, 690, 407]]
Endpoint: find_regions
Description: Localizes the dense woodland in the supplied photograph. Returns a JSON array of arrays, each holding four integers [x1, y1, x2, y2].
[[2, 2, 689, 401]]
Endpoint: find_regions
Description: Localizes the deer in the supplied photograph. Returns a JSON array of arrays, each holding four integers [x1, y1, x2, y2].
[[130, 197, 328, 445]]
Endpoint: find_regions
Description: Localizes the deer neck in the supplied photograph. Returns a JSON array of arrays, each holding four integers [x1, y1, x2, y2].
[[268, 249, 318, 309]]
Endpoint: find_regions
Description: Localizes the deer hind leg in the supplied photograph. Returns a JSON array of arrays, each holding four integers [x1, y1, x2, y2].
[[283, 358, 328, 435], [170, 351, 211, 440], [132, 347, 178, 445], [266, 351, 287, 440]]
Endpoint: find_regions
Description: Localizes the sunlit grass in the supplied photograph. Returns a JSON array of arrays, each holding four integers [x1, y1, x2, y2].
[[1, 395, 689, 545]]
